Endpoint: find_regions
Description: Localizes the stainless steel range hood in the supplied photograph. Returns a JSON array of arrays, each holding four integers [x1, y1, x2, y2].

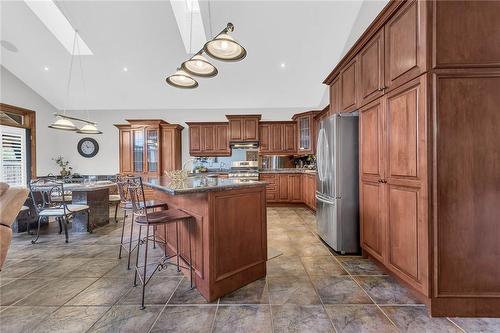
[[230, 141, 259, 149]]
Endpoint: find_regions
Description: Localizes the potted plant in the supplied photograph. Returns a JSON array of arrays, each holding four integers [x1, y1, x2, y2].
[[53, 156, 73, 177]]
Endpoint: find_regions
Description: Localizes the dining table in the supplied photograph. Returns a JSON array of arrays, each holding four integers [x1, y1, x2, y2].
[[63, 181, 118, 232]]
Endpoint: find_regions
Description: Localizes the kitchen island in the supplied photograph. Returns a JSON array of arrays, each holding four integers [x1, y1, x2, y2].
[[143, 176, 267, 302]]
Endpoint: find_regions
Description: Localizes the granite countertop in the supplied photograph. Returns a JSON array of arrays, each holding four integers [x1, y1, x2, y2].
[[259, 168, 317, 174], [62, 181, 117, 192], [144, 176, 267, 195]]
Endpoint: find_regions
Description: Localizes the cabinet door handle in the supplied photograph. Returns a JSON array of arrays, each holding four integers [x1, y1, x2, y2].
[[378, 179, 383, 183]]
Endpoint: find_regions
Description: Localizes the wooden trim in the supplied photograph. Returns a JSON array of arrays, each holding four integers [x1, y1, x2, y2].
[[225, 114, 262, 120], [291, 110, 321, 120], [0, 103, 37, 178]]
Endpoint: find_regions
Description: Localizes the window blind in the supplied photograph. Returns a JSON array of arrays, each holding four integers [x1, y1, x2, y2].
[[0, 125, 27, 187]]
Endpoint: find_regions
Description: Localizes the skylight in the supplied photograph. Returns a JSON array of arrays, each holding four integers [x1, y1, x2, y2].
[[24, 0, 93, 55], [170, 0, 207, 54]]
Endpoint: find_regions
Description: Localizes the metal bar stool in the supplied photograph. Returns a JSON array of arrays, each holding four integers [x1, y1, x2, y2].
[[128, 176, 195, 309], [116, 175, 168, 269]]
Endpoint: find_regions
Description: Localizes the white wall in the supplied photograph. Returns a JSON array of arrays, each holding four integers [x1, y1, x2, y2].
[[1, 66, 315, 175], [1, 66, 62, 175]]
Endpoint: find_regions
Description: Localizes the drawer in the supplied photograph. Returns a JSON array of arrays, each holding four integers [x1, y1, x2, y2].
[[266, 191, 277, 201]]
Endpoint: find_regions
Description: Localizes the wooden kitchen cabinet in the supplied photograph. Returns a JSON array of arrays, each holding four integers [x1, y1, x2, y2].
[[226, 115, 261, 142], [292, 111, 320, 155], [359, 98, 385, 262], [384, 75, 428, 294], [359, 76, 428, 294], [329, 77, 340, 114], [115, 120, 183, 176], [384, 0, 426, 91], [258, 123, 272, 153], [259, 172, 315, 210], [340, 58, 358, 112], [323, 0, 500, 316], [259, 121, 297, 155], [118, 128, 133, 173], [302, 173, 317, 210], [186, 122, 230, 157], [287, 174, 302, 202], [358, 28, 385, 106]]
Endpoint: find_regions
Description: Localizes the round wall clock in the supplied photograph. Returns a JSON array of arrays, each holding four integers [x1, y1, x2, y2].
[[77, 137, 99, 158]]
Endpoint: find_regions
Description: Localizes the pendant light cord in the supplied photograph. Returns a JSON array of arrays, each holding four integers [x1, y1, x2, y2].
[[75, 30, 90, 123], [62, 31, 77, 115], [208, 0, 213, 39], [189, 0, 194, 54]]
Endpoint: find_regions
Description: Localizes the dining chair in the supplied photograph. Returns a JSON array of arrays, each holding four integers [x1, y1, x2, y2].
[[29, 178, 90, 243]]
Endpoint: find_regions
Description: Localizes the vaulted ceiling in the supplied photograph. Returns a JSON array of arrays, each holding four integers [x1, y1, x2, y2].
[[0, 0, 387, 111]]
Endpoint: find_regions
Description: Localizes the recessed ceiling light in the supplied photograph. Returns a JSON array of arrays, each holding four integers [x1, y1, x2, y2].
[[280, 63, 286, 68], [24, 0, 93, 55], [123, 67, 128, 72], [44, 66, 49, 71]]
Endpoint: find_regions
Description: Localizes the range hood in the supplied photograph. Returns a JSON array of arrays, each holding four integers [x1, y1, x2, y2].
[[230, 141, 259, 149]]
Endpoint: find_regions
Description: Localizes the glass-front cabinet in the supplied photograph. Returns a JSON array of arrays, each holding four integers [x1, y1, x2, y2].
[[115, 120, 183, 178], [132, 129, 144, 173], [298, 116, 311, 151], [293, 111, 320, 155], [146, 129, 158, 173]]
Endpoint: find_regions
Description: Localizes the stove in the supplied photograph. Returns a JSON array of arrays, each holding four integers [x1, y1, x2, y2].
[[229, 161, 259, 181]]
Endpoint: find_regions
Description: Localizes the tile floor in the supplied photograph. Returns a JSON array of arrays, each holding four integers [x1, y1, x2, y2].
[[1, 207, 499, 332]]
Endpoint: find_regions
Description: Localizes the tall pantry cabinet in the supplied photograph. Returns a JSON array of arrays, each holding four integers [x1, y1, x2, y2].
[[324, 0, 500, 317]]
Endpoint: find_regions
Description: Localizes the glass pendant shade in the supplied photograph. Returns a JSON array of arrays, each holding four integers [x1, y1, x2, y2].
[[204, 33, 247, 61], [77, 123, 102, 134], [166, 69, 198, 89], [48, 117, 77, 131], [181, 54, 218, 77]]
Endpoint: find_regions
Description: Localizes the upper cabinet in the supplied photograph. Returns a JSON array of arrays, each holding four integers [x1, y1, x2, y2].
[[292, 110, 320, 155], [259, 121, 296, 155], [340, 58, 358, 112], [384, 0, 426, 90], [115, 120, 183, 176], [358, 28, 385, 106], [186, 122, 230, 157], [226, 115, 261, 142], [330, 77, 340, 114]]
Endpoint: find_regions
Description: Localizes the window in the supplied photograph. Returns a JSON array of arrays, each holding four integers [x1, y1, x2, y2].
[[0, 125, 27, 186]]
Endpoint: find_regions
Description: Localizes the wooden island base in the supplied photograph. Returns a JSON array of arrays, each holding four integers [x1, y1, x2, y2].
[[147, 183, 267, 302]]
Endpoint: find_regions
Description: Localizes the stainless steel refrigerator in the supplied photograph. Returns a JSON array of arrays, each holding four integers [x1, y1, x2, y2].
[[316, 113, 359, 254]]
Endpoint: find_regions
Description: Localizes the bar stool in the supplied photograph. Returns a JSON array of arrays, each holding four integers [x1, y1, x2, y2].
[[116, 175, 168, 269], [127, 176, 195, 309]]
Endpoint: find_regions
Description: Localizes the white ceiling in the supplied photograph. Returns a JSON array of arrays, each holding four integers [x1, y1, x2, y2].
[[0, 0, 387, 111]]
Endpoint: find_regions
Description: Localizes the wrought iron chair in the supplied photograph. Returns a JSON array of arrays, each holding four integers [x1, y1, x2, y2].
[[29, 178, 89, 243], [116, 175, 168, 269], [128, 176, 195, 309]]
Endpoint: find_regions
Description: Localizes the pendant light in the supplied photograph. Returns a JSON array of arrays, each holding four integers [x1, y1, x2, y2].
[[49, 30, 102, 134], [49, 30, 79, 131], [166, 68, 199, 89], [49, 116, 77, 131], [165, 0, 246, 89], [77, 123, 102, 134], [181, 53, 218, 77], [203, 23, 246, 61]]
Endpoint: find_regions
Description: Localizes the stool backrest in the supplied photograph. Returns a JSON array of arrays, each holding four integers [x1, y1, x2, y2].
[[126, 176, 148, 221], [116, 175, 132, 204], [29, 178, 67, 215]]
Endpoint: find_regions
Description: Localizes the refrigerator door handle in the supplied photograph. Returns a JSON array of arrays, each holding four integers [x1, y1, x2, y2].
[[315, 192, 335, 205]]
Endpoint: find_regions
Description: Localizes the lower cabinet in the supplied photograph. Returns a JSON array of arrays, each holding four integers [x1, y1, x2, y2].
[[260, 172, 316, 210]]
